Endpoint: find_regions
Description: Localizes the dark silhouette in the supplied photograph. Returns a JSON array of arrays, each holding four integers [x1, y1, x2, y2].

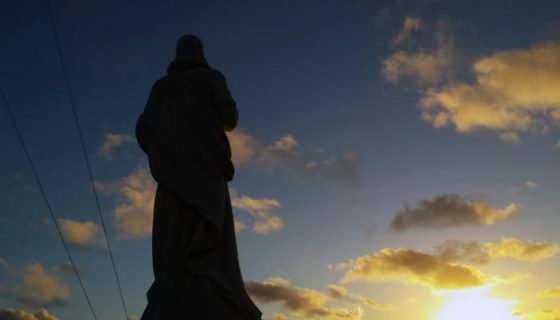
[[136, 35, 262, 319]]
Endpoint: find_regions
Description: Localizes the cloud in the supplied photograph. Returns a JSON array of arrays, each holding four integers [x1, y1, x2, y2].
[[231, 191, 284, 234], [437, 238, 560, 265], [525, 180, 539, 189], [245, 278, 365, 320], [0, 308, 58, 320], [383, 17, 455, 86], [333, 238, 556, 291], [498, 132, 522, 145], [419, 41, 560, 138], [272, 313, 288, 320], [392, 16, 422, 45], [96, 166, 156, 238], [485, 238, 560, 262], [538, 286, 560, 298], [336, 248, 491, 290], [233, 219, 247, 233], [0, 261, 70, 308], [391, 194, 518, 231], [327, 285, 396, 311], [57, 219, 106, 248], [513, 307, 560, 320], [227, 131, 358, 181], [97, 133, 135, 160], [96, 166, 283, 237], [508, 180, 539, 195]]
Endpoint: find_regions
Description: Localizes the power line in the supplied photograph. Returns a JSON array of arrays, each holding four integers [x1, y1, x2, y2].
[[0, 88, 98, 320], [43, 1, 130, 319]]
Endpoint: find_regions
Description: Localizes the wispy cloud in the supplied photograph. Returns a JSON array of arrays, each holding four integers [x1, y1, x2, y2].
[[383, 17, 455, 86], [538, 286, 560, 298], [508, 180, 539, 195], [391, 194, 518, 231], [0, 308, 58, 320], [437, 238, 560, 265], [227, 130, 358, 181], [498, 132, 522, 145], [392, 16, 422, 45], [0, 260, 71, 308], [97, 133, 135, 160], [231, 190, 284, 234], [514, 307, 560, 320]]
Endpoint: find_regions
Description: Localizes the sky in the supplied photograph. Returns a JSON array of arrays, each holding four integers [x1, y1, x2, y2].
[[1, 0, 560, 319]]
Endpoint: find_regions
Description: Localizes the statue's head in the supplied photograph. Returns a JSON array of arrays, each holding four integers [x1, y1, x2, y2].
[[175, 34, 207, 64]]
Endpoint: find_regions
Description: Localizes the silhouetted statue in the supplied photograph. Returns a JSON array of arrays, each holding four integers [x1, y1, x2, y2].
[[136, 35, 262, 320]]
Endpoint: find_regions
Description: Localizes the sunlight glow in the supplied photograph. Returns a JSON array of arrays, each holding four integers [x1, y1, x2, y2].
[[433, 286, 518, 320]]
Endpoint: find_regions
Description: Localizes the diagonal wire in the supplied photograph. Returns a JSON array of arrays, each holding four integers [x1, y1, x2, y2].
[[44, 1, 129, 319], [0, 87, 98, 320]]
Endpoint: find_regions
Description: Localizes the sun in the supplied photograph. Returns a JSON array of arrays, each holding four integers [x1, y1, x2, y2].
[[433, 286, 518, 320]]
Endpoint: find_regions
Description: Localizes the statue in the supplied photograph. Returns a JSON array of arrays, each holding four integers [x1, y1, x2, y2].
[[136, 34, 262, 320]]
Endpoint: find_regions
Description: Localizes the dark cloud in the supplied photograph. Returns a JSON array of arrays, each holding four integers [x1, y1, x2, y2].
[[391, 194, 518, 231], [245, 278, 365, 319]]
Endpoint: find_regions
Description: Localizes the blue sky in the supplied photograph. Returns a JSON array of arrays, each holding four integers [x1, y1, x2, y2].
[[1, 1, 560, 319]]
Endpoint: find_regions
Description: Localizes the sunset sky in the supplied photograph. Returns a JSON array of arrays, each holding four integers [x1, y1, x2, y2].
[[1, 0, 560, 319]]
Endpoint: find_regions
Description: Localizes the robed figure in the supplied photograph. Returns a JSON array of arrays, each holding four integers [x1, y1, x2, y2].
[[136, 35, 262, 320]]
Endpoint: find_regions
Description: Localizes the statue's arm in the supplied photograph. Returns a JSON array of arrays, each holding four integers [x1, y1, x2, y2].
[[211, 70, 239, 131]]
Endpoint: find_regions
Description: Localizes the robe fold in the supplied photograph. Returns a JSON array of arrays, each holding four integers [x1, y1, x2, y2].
[[136, 59, 262, 320]]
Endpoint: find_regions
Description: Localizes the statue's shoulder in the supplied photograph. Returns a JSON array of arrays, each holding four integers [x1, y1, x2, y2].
[[150, 73, 183, 93], [206, 67, 225, 79]]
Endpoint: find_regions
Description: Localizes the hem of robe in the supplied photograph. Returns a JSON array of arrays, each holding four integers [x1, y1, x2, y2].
[[184, 212, 262, 320], [171, 191, 262, 320]]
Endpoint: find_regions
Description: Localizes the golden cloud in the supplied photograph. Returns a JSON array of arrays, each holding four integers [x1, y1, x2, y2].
[[538, 286, 560, 298], [231, 191, 283, 234], [485, 238, 560, 262], [0, 260, 70, 308], [272, 313, 288, 320], [96, 166, 156, 238], [391, 194, 518, 231], [57, 219, 106, 249], [0, 308, 58, 320], [419, 41, 560, 137], [245, 278, 370, 320], [513, 307, 560, 320], [233, 219, 247, 233], [327, 284, 396, 311], [227, 130, 358, 181], [97, 166, 283, 238], [337, 248, 490, 290], [334, 237, 556, 291], [437, 238, 560, 264]]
